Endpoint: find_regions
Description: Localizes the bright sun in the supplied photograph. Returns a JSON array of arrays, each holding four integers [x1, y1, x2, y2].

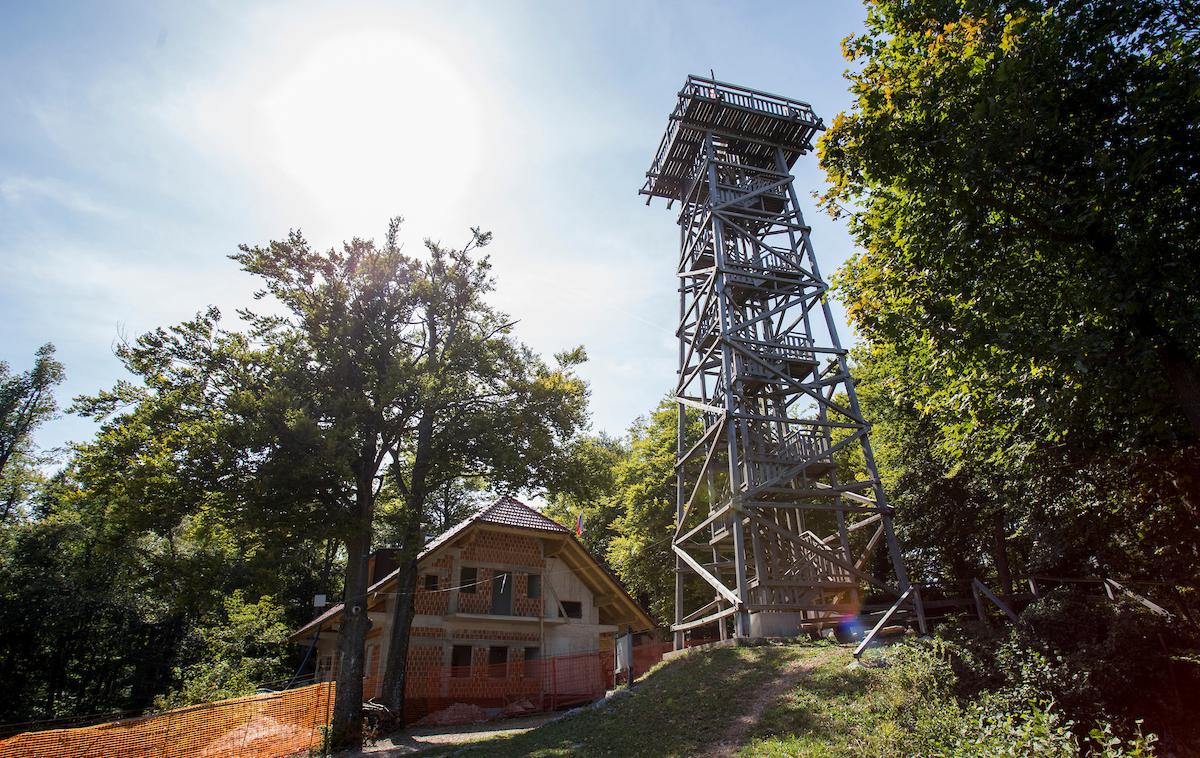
[[256, 29, 484, 231]]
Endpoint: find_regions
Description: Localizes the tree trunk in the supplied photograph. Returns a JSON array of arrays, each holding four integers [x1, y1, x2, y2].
[[378, 511, 422, 719], [321, 538, 338, 589], [379, 411, 436, 718], [1155, 342, 1200, 439], [329, 507, 373, 749], [990, 511, 1013, 596]]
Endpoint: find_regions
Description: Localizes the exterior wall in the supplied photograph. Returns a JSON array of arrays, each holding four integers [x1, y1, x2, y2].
[[456, 568, 495, 615], [363, 634, 384, 698], [449, 627, 541, 644], [542, 556, 616, 656], [451, 532, 544, 617], [460, 530, 543, 567], [404, 645, 443, 696], [303, 526, 624, 702], [314, 637, 337, 684], [415, 555, 453, 616]]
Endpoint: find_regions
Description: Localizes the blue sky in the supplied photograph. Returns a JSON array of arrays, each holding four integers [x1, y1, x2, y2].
[[0, 0, 871, 454]]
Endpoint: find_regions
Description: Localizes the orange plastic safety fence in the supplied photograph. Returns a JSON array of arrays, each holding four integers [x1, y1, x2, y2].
[[631, 641, 673, 679], [0, 681, 335, 758]]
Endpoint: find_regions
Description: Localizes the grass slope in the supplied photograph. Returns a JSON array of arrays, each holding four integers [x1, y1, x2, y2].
[[740, 651, 930, 757], [410, 638, 1169, 757], [417, 642, 852, 758]]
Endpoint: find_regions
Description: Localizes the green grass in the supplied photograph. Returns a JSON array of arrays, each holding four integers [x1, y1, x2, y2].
[[417, 643, 840, 758], [413, 638, 1169, 758], [739, 654, 924, 757]]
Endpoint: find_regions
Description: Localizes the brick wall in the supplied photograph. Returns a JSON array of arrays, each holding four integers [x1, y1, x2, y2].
[[461, 531, 543, 567], [363, 641, 383, 698], [453, 531, 545, 617], [415, 556, 452, 615], [514, 573, 541, 617], [455, 568, 542, 618], [442, 645, 540, 702], [404, 645, 445, 698], [411, 626, 444, 638], [457, 567, 494, 614]]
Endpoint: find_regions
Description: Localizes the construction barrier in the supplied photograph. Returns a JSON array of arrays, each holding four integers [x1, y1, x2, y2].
[[0, 642, 675, 753], [631, 640, 674, 680], [0, 681, 335, 758], [404, 641, 672, 724]]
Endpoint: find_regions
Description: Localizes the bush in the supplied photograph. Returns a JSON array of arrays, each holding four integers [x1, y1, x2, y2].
[[873, 639, 1162, 757], [1008, 591, 1197, 733], [156, 591, 291, 708], [918, 588, 1200, 753]]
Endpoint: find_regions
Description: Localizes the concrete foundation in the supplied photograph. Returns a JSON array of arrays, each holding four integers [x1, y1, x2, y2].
[[748, 611, 806, 638]]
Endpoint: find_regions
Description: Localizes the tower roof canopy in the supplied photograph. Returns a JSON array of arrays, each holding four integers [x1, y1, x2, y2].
[[640, 75, 824, 202]]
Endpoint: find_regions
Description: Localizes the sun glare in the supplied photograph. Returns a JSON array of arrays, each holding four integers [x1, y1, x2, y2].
[[256, 30, 484, 233]]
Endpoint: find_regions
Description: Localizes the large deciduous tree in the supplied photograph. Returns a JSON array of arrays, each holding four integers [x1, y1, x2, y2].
[[229, 220, 430, 746], [0, 344, 64, 521], [822, 0, 1200, 586], [233, 219, 588, 742], [60, 311, 333, 721], [376, 235, 589, 721], [604, 399, 703, 625], [823, 0, 1199, 452], [543, 433, 628, 560]]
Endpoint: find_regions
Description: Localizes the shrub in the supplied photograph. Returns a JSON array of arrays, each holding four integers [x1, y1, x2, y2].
[[156, 591, 291, 708], [1006, 590, 1197, 736], [875, 638, 1164, 757]]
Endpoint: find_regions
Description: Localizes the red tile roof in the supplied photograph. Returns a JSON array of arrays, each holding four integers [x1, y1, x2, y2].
[[477, 495, 571, 533]]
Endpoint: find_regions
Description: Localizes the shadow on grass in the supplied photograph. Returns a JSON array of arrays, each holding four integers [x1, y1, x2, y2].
[[740, 660, 888, 757], [417, 645, 824, 758]]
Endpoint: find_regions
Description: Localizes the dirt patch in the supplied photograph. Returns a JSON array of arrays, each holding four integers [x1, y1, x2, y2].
[[347, 712, 558, 756], [699, 655, 821, 757], [201, 715, 308, 756]]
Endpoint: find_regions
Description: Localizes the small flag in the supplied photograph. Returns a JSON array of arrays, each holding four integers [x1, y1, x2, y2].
[[575, 512, 584, 537]]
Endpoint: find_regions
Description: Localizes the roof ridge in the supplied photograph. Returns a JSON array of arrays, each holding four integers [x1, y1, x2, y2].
[[479, 495, 569, 532]]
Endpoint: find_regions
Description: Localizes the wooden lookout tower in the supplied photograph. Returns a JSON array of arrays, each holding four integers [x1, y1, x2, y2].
[[640, 76, 927, 646]]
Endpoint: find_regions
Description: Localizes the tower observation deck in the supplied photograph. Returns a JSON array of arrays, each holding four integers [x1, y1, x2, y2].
[[641, 76, 926, 645]]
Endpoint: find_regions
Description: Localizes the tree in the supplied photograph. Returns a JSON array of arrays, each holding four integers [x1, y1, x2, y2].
[[375, 233, 590, 721], [543, 433, 628, 560], [848, 345, 1017, 593], [158, 592, 291, 707], [821, 0, 1200, 587], [0, 344, 64, 520], [226, 220, 426, 747], [605, 399, 703, 625], [375, 477, 486, 548], [822, 0, 1200, 456], [22, 313, 336, 723], [231, 219, 588, 742], [76, 225, 429, 745]]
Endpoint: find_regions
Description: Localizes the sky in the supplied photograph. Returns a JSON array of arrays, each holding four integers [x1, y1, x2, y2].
[[0, 0, 871, 455]]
